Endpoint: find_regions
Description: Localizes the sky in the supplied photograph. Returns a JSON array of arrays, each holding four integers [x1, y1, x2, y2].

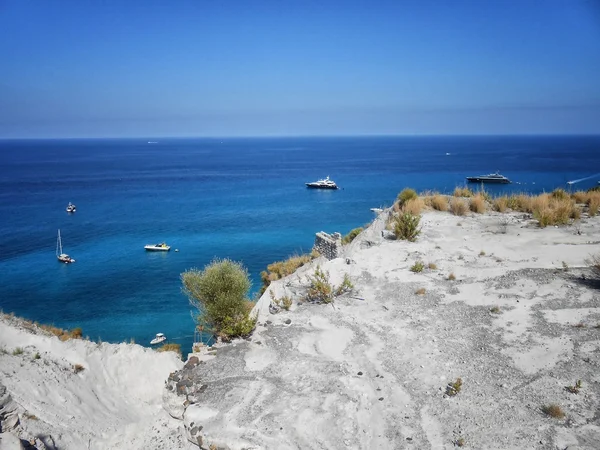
[[1, 0, 599, 138]]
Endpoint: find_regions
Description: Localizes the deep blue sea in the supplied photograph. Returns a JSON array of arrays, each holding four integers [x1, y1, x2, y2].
[[0, 136, 598, 351]]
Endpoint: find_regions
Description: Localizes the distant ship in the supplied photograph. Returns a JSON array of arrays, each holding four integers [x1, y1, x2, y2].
[[305, 176, 339, 190], [466, 172, 511, 184], [66, 202, 76, 213]]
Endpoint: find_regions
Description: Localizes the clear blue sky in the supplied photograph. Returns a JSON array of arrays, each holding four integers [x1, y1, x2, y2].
[[1, 0, 599, 137]]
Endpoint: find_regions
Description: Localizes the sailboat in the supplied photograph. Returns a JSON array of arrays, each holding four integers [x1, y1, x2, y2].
[[56, 229, 75, 264]]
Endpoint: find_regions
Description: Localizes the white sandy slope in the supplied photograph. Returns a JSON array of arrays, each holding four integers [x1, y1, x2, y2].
[[0, 318, 194, 450]]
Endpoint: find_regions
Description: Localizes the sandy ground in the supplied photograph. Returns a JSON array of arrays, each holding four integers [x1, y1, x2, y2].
[[2, 208, 600, 449], [171, 209, 600, 449], [0, 315, 193, 449]]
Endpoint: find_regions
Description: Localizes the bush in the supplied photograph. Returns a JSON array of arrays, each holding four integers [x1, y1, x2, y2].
[[402, 198, 424, 215], [431, 195, 448, 211], [589, 194, 600, 216], [269, 290, 293, 311], [507, 194, 530, 212], [446, 377, 462, 396], [541, 404, 565, 419], [397, 188, 418, 206], [342, 227, 363, 245], [447, 272, 456, 281], [181, 259, 255, 339], [551, 188, 569, 200], [335, 273, 354, 296], [157, 343, 182, 356], [12, 347, 23, 356], [450, 198, 467, 216], [415, 288, 426, 295], [470, 194, 486, 213], [410, 261, 424, 273], [305, 266, 334, 303], [73, 363, 85, 374], [392, 213, 421, 242], [573, 191, 588, 204], [428, 262, 437, 270], [453, 187, 473, 197], [259, 252, 315, 295], [493, 196, 508, 212]]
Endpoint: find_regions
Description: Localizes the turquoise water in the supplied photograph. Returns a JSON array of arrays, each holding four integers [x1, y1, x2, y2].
[[0, 136, 598, 351]]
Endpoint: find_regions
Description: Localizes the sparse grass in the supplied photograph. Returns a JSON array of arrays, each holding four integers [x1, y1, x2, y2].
[[23, 412, 38, 421], [269, 290, 293, 310], [551, 188, 570, 200], [449, 198, 467, 216], [428, 262, 437, 270], [260, 252, 316, 295], [573, 191, 588, 204], [573, 322, 586, 328], [541, 404, 565, 419], [453, 186, 474, 197], [397, 188, 418, 206], [12, 347, 24, 356], [490, 306, 501, 314], [479, 250, 486, 256], [73, 363, 85, 374], [410, 261, 424, 273], [38, 324, 85, 341], [33, 352, 40, 360], [157, 343, 182, 356], [562, 261, 569, 271], [342, 227, 364, 245], [493, 196, 508, 212], [587, 253, 600, 277], [455, 437, 465, 447], [335, 273, 354, 296], [415, 288, 426, 295], [589, 193, 600, 216], [447, 272, 456, 281], [402, 197, 424, 215], [446, 377, 462, 396], [507, 194, 531, 212], [431, 194, 448, 211], [469, 194, 486, 213], [392, 212, 421, 242], [305, 265, 334, 303], [565, 380, 582, 394]]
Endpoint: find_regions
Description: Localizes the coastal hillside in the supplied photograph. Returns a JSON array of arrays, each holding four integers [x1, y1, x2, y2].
[[167, 208, 600, 449], [0, 316, 190, 449]]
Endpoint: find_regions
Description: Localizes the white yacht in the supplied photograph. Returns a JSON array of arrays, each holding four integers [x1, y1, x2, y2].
[[56, 229, 75, 264], [305, 176, 339, 190], [150, 333, 166, 345], [66, 202, 76, 213], [144, 242, 171, 251]]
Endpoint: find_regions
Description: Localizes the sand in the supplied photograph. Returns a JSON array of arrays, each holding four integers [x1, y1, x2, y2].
[[2, 208, 600, 449]]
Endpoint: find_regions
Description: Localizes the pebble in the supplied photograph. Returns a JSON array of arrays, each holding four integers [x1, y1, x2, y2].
[[357, 371, 363, 376], [285, 319, 291, 325], [379, 397, 384, 401]]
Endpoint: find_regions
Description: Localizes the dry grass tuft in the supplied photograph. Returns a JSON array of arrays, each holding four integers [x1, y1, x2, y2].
[[157, 343, 182, 356], [490, 306, 501, 314], [431, 194, 448, 211], [39, 324, 85, 341], [447, 272, 456, 281], [541, 404, 565, 419], [493, 196, 508, 212], [469, 194, 486, 213], [573, 191, 588, 204], [260, 252, 316, 294], [428, 262, 437, 270], [446, 377, 462, 396], [415, 288, 426, 295], [402, 197, 424, 215], [73, 363, 85, 374], [450, 198, 467, 216], [453, 186, 474, 197], [588, 192, 600, 216]]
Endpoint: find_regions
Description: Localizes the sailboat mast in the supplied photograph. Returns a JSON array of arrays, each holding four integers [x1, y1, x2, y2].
[[57, 229, 63, 256]]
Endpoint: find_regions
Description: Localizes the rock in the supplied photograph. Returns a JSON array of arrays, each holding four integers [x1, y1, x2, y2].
[[183, 356, 200, 370], [284, 319, 291, 325], [162, 387, 186, 419], [357, 371, 363, 376], [183, 404, 219, 446]]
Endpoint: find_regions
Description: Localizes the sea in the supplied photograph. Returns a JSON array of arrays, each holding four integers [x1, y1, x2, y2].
[[0, 135, 598, 352]]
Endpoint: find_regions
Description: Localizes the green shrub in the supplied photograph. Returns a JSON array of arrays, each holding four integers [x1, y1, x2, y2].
[[305, 266, 334, 303], [12, 347, 23, 356], [565, 380, 582, 394], [397, 188, 418, 206], [410, 261, 424, 273], [269, 290, 293, 311], [446, 377, 462, 396], [181, 259, 255, 339], [392, 213, 421, 242], [342, 227, 363, 245], [335, 273, 354, 296]]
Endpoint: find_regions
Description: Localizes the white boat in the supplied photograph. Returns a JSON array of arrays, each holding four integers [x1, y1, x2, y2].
[[66, 202, 76, 213], [150, 333, 166, 345], [305, 176, 339, 190], [144, 242, 171, 251], [56, 229, 75, 264]]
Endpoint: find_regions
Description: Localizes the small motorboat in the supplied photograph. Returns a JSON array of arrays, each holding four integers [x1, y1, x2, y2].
[[144, 242, 171, 251], [150, 333, 166, 345], [305, 176, 339, 189], [66, 202, 76, 213]]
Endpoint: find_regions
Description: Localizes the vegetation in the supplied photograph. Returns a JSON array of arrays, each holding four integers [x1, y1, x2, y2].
[[157, 343, 182, 356], [269, 290, 293, 311], [397, 188, 418, 206], [38, 324, 85, 342], [453, 186, 474, 197], [493, 196, 508, 212], [73, 363, 85, 374], [305, 265, 334, 303], [566, 380, 582, 394], [12, 347, 23, 356], [541, 404, 565, 419], [392, 212, 421, 242], [335, 273, 354, 296], [588, 253, 600, 277], [181, 259, 256, 339], [430, 194, 448, 211], [490, 306, 501, 314], [33, 352, 40, 360], [449, 198, 467, 216], [428, 262, 437, 270], [410, 261, 424, 273], [469, 194, 486, 213], [446, 377, 462, 396], [259, 251, 318, 295], [402, 197, 424, 215], [415, 288, 426, 295], [342, 227, 364, 245], [479, 250, 486, 256], [447, 272, 456, 281]]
